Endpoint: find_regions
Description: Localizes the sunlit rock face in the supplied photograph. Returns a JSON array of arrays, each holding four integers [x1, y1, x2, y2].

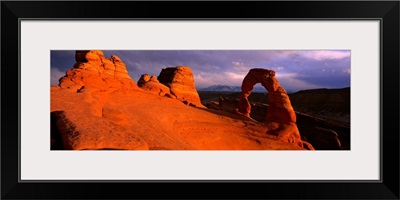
[[51, 52, 312, 151], [137, 74, 172, 97], [58, 50, 138, 92], [158, 66, 205, 108]]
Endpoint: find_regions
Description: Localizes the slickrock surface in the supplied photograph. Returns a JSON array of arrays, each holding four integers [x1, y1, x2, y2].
[[51, 86, 306, 150]]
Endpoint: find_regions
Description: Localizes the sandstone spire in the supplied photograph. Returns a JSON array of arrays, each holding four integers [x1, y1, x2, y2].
[[158, 66, 204, 107]]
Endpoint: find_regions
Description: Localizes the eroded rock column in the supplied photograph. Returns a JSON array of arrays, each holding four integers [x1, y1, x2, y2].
[[158, 66, 205, 107]]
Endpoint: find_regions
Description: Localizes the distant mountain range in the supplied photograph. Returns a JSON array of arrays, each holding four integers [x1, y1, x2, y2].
[[198, 84, 299, 93], [199, 85, 266, 92]]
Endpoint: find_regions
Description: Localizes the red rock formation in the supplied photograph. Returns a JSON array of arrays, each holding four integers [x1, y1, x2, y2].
[[137, 74, 171, 96], [264, 121, 303, 148], [236, 68, 301, 147], [158, 66, 204, 107], [59, 50, 138, 92], [51, 52, 312, 150], [137, 74, 151, 86], [237, 68, 296, 124]]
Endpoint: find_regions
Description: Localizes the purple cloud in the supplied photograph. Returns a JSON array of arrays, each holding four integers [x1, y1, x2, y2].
[[51, 50, 351, 92]]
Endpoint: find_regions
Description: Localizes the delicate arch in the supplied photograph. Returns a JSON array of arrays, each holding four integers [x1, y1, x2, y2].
[[236, 68, 296, 124]]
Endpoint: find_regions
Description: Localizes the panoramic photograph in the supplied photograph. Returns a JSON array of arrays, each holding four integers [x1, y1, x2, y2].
[[50, 50, 350, 150]]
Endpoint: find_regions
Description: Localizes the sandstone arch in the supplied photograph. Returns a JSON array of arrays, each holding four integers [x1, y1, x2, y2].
[[236, 68, 296, 125]]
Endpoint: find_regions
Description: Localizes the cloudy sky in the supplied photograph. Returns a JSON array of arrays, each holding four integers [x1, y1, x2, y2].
[[51, 50, 350, 92]]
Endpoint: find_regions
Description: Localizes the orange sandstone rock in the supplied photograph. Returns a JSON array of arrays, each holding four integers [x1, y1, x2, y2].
[[59, 50, 138, 92], [137, 74, 151, 86], [51, 53, 311, 150], [237, 68, 302, 147], [265, 122, 303, 148], [238, 68, 296, 124], [137, 74, 171, 96], [158, 66, 205, 107]]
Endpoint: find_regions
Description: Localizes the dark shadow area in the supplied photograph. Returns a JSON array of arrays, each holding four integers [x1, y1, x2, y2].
[[193, 106, 259, 123], [296, 112, 350, 150], [199, 91, 350, 150], [50, 111, 64, 150]]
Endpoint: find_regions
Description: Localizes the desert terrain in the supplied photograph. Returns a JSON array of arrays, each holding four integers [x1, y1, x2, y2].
[[51, 50, 350, 150]]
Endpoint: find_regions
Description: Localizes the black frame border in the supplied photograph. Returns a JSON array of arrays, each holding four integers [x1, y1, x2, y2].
[[2, 1, 399, 199]]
